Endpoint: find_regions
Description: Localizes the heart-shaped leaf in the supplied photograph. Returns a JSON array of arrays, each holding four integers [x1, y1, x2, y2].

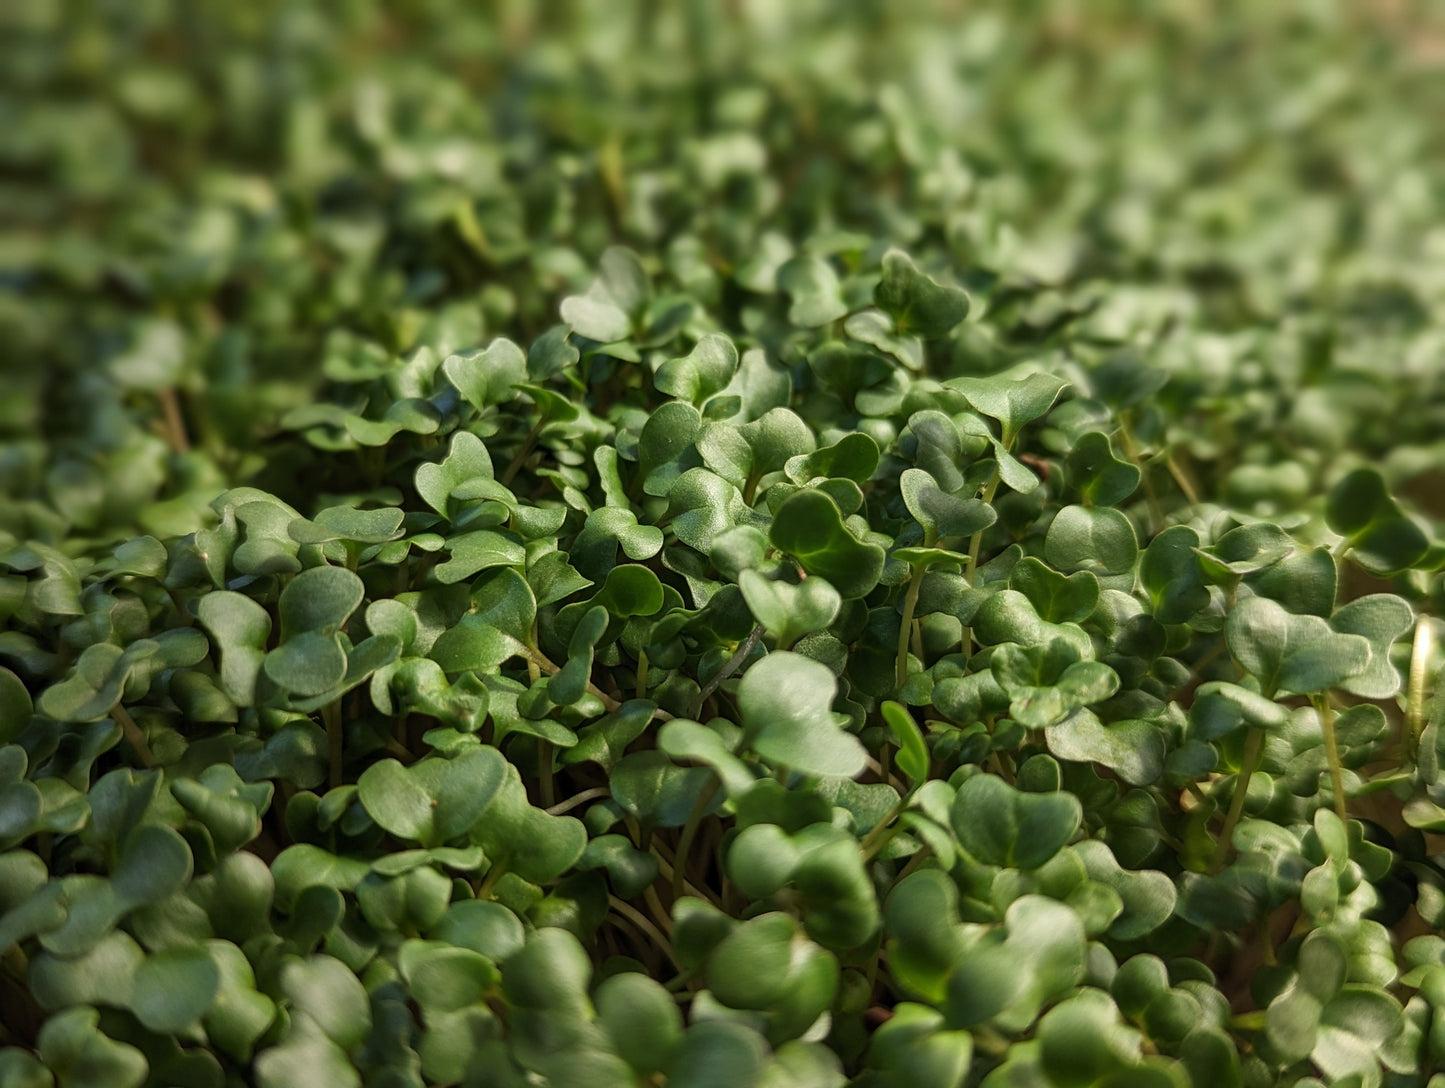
[[950, 373, 1071, 443], [900, 469, 996, 546], [595, 972, 683, 1077], [779, 256, 848, 327], [738, 652, 866, 778], [416, 432, 495, 520], [443, 338, 527, 411], [1325, 468, 1430, 575], [470, 764, 585, 883], [357, 747, 507, 848], [38, 1007, 147, 1088], [951, 774, 1080, 870], [1064, 432, 1140, 506], [769, 489, 884, 600], [1328, 594, 1413, 698], [1009, 557, 1099, 624], [1226, 595, 1371, 696], [656, 334, 739, 405], [739, 571, 841, 651], [874, 249, 970, 338], [784, 433, 879, 486], [638, 402, 703, 496], [1140, 525, 1210, 625], [131, 945, 221, 1033], [279, 565, 365, 637], [1045, 505, 1139, 576], [560, 294, 631, 343]]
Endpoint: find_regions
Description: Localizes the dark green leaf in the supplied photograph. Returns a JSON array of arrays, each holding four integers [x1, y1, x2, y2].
[[874, 250, 970, 338]]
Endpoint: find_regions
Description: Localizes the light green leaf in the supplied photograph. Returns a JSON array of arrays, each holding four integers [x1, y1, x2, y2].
[[738, 653, 866, 778]]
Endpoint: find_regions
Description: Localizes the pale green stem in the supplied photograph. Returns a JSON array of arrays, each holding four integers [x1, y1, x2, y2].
[[110, 703, 157, 769], [859, 791, 911, 861], [963, 467, 1002, 586], [1408, 617, 1434, 761], [1314, 694, 1348, 826], [1210, 725, 1263, 873], [896, 563, 927, 691], [546, 786, 610, 816], [608, 895, 683, 971]]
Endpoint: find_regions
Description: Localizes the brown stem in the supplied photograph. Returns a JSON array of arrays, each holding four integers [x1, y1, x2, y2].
[[1165, 448, 1201, 506]]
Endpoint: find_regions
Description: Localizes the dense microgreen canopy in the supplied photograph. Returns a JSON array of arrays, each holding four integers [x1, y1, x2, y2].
[[4, 2, 1445, 1087]]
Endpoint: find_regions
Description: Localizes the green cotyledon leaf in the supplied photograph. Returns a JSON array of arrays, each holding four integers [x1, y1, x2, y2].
[[739, 570, 840, 650], [948, 372, 1070, 444], [874, 249, 970, 338], [951, 774, 1081, 870], [1226, 595, 1371, 696], [769, 489, 884, 600], [738, 652, 867, 778]]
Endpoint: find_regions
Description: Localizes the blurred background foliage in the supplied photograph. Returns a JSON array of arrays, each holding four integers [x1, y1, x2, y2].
[[4, 0, 1444, 550]]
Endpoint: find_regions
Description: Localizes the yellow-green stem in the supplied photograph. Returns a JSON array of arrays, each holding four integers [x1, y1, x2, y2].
[[896, 564, 926, 691], [643, 884, 673, 935], [1408, 617, 1434, 760], [963, 467, 1002, 586], [859, 792, 910, 861], [1164, 448, 1202, 506], [477, 862, 507, 899], [1211, 725, 1263, 873], [1314, 694, 1348, 826]]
